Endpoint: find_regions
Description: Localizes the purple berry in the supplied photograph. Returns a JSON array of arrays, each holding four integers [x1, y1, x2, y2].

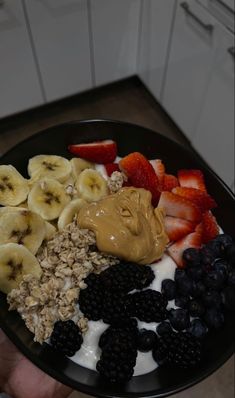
[[188, 319, 208, 339], [161, 279, 177, 300], [137, 329, 158, 352], [168, 309, 190, 331]]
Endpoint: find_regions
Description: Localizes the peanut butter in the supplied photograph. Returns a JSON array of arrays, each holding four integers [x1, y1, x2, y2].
[[77, 187, 169, 265]]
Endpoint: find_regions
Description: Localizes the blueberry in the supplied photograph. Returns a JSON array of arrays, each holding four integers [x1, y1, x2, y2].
[[186, 266, 204, 281], [204, 308, 224, 329], [156, 322, 172, 336], [161, 279, 177, 300], [215, 234, 233, 254], [202, 290, 222, 308], [206, 239, 223, 259], [176, 275, 193, 296], [204, 270, 226, 291], [174, 269, 187, 283], [191, 281, 206, 298], [201, 246, 217, 268], [137, 329, 158, 352], [228, 269, 235, 286], [213, 259, 229, 279], [183, 248, 201, 266], [226, 243, 235, 267], [188, 319, 208, 339], [188, 299, 205, 317], [168, 309, 190, 331], [175, 295, 189, 309], [221, 286, 235, 311]]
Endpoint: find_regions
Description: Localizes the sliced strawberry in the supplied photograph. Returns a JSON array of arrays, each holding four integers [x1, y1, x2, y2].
[[158, 191, 202, 223], [119, 152, 161, 206], [178, 169, 207, 192], [105, 162, 120, 176], [172, 186, 217, 212], [162, 174, 179, 192], [68, 139, 117, 164], [198, 211, 220, 243], [150, 159, 165, 188], [164, 216, 196, 242], [167, 232, 202, 268]]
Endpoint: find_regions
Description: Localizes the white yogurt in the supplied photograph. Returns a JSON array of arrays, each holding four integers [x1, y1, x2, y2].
[[69, 254, 177, 375]]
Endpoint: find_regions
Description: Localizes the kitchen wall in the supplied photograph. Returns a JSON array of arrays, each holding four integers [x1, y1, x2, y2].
[[0, 0, 234, 190]]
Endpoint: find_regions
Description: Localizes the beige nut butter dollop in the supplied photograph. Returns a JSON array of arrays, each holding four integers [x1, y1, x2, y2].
[[77, 187, 169, 265]]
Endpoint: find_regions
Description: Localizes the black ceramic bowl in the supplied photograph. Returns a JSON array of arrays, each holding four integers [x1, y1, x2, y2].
[[0, 120, 234, 397]]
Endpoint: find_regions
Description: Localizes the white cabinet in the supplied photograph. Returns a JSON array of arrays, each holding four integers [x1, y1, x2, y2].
[[138, 0, 176, 101], [90, 0, 140, 86], [24, 0, 92, 102], [162, 0, 217, 139], [0, 0, 43, 119], [192, 24, 234, 188]]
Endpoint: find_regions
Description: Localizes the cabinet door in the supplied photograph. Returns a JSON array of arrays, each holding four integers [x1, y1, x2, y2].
[[90, 0, 140, 86], [162, 0, 217, 139], [25, 0, 92, 102], [138, 0, 176, 101], [0, 0, 43, 119], [192, 25, 234, 188]]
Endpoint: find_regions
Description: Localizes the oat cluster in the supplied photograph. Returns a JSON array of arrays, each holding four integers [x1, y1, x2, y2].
[[7, 220, 119, 343], [107, 171, 127, 193]]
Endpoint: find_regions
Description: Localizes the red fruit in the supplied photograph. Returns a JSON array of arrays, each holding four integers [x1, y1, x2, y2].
[[198, 211, 220, 243], [150, 159, 165, 188], [172, 186, 217, 212], [162, 174, 179, 191], [158, 191, 202, 223], [68, 139, 117, 164], [119, 152, 161, 206], [105, 163, 120, 176], [178, 169, 207, 192], [167, 232, 202, 268], [164, 216, 196, 242]]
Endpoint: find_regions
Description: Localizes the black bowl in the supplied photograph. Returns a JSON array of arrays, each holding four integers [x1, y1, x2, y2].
[[0, 119, 234, 397]]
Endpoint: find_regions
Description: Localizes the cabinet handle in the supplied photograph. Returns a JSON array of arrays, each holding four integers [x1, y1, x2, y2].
[[211, 0, 235, 16], [228, 47, 235, 58], [181, 2, 214, 34]]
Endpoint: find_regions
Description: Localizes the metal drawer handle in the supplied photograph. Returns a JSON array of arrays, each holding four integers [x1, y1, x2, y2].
[[212, 0, 235, 16], [228, 47, 235, 58], [181, 2, 214, 33]]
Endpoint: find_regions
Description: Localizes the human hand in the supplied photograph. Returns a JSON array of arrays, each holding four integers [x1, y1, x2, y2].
[[0, 329, 72, 398]]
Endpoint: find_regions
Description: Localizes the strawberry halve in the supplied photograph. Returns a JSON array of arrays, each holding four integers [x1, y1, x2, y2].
[[68, 140, 117, 164]]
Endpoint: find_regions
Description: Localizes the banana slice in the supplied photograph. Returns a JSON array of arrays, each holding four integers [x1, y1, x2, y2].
[[0, 243, 42, 294], [0, 206, 26, 217], [0, 210, 46, 254], [70, 158, 95, 181], [28, 155, 72, 183], [28, 178, 70, 220], [58, 198, 87, 230], [76, 169, 108, 202], [44, 221, 57, 240], [0, 165, 29, 206]]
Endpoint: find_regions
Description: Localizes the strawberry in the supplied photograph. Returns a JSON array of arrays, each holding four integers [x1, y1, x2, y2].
[[172, 186, 217, 212], [167, 232, 202, 268], [162, 174, 179, 191], [158, 191, 202, 223], [196, 211, 220, 243], [178, 169, 207, 192], [119, 152, 161, 206], [105, 163, 120, 176], [164, 216, 196, 242], [68, 140, 117, 164], [150, 159, 165, 188]]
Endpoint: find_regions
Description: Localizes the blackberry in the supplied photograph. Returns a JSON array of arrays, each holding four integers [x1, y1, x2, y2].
[[99, 319, 138, 349], [161, 279, 177, 300], [97, 331, 137, 383], [102, 290, 130, 324], [153, 331, 202, 368], [50, 320, 83, 357], [128, 289, 168, 323], [100, 262, 154, 293], [78, 274, 103, 321]]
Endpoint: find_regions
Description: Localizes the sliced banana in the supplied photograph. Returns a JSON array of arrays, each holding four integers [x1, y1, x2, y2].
[[76, 169, 108, 202], [28, 178, 70, 221], [28, 155, 72, 183], [0, 165, 29, 206], [0, 210, 46, 254], [70, 158, 95, 181], [0, 206, 26, 217], [0, 243, 42, 294], [58, 198, 87, 230], [44, 221, 57, 240]]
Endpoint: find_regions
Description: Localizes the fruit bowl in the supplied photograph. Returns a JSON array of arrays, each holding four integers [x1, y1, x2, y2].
[[0, 119, 234, 397]]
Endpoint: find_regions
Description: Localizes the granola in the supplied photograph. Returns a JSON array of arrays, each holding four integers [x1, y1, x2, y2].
[[107, 171, 127, 193], [7, 220, 119, 343]]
